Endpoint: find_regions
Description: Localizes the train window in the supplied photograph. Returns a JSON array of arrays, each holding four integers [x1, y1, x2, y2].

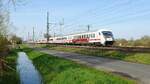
[[87, 34, 90, 38], [80, 35, 82, 38], [89, 34, 91, 38], [99, 32, 101, 35], [93, 34, 95, 38], [56, 38, 61, 40], [91, 34, 93, 38], [91, 34, 95, 38], [83, 35, 85, 38], [85, 35, 86, 38], [91, 34, 92, 38], [102, 31, 113, 36], [85, 35, 88, 38], [49, 39, 53, 41], [63, 37, 67, 40]]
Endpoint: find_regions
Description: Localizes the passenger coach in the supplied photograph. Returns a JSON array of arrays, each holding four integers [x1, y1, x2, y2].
[[37, 29, 115, 46]]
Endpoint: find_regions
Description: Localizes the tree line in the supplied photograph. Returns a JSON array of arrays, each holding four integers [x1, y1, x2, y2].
[[114, 36, 150, 47], [0, 0, 22, 53], [0, 0, 22, 71]]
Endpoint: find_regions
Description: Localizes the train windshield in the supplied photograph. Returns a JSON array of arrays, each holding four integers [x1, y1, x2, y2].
[[102, 31, 113, 36]]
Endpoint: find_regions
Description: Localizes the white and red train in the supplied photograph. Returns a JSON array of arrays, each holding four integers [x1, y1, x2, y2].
[[35, 29, 115, 46]]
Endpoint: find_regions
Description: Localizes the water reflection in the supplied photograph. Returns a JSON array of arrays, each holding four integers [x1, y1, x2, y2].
[[17, 52, 42, 84]]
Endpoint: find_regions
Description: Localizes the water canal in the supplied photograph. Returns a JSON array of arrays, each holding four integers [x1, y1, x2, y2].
[[17, 52, 42, 84]]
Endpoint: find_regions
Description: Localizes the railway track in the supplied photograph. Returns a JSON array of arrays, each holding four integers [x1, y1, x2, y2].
[[34, 43, 150, 53], [60, 45, 150, 53]]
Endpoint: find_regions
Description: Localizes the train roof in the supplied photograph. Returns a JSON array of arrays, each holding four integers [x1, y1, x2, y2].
[[65, 29, 112, 36], [51, 29, 112, 38], [97, 29, 112, 32]]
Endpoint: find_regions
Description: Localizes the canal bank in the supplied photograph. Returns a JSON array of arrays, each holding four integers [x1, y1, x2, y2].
[[23, 47, 137, 84], [0, 50, 20, 84]]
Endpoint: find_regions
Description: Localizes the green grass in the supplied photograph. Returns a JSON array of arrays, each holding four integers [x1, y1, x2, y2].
[[46, 46, 150, 64], [0, 50, 20, 84], [23, 47, 136, 84]]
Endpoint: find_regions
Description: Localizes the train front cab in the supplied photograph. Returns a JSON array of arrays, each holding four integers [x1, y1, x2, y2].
[[99, 30, 115, 46]]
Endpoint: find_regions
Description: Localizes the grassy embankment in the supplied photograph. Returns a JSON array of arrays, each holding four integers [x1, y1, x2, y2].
[[23, 47, 136, 84], [0, 50, 20, 84], [44, 45, 150, 64]]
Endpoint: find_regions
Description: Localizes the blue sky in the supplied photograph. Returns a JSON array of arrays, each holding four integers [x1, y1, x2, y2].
[[10, 0, 150, 40]]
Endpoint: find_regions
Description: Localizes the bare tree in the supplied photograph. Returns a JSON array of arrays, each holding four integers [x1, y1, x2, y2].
[[0, 0, 23, 73]]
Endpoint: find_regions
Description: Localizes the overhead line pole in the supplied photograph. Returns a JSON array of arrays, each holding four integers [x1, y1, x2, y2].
[[32, 27, 35, 43], [47, 12, 49, 43], [59, 18, 64, 35], [87, 25, 90, 32], [46, 12, 59, 41], [28, 32, 30, 41]]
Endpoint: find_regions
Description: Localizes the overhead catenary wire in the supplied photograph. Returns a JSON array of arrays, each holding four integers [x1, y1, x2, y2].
[[63, 0, 124, 28], [63, 1, 131, 33], [63, 0, 132, 29], [64, 0, 149, 34], [86, 0, 145, 24], [52, 0, 135, 35]]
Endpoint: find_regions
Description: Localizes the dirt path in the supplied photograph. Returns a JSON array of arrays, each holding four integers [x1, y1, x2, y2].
[[34, 48, 150, 84]]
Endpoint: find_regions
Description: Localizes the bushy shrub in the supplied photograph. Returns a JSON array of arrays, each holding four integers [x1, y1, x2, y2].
[[115, 36, 150, 47]]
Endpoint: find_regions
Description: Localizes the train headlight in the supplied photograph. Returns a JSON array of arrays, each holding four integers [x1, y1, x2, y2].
[[106, 38, 113, 41]]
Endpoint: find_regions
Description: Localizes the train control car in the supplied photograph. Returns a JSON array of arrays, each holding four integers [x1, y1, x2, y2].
[[37, 29, 115, 46]]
